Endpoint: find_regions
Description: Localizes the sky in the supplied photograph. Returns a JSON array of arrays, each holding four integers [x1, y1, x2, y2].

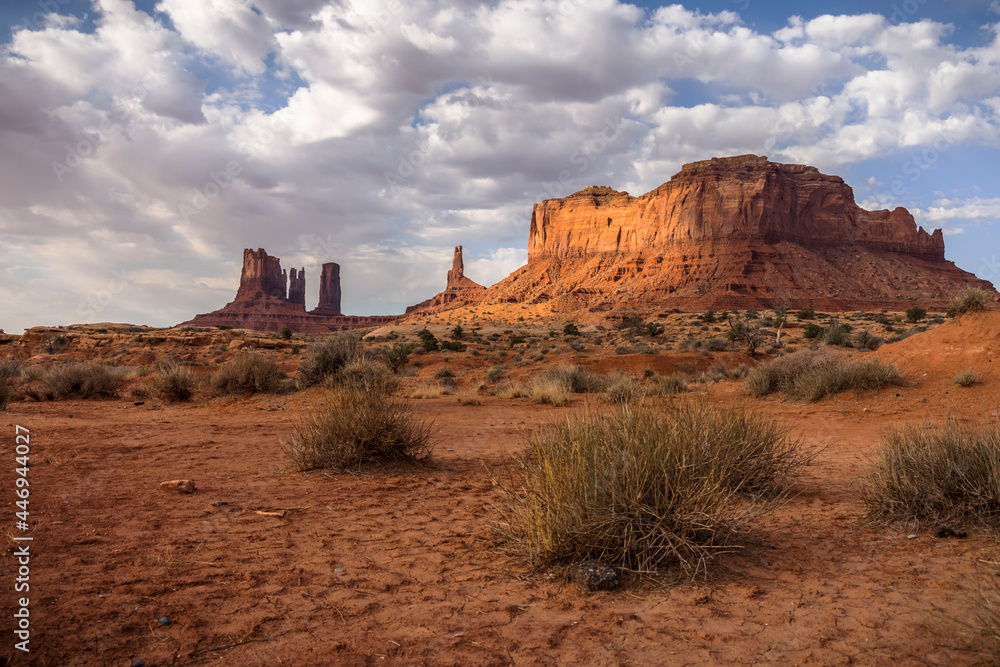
[[1, 0, 999, 334]]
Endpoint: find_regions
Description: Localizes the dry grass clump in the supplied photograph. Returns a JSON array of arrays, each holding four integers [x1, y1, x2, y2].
[[0, 359, 23, 410], [948, 287, 993, 317], [210, 353, 285, 396], [861, 420, 1000, 532], [27, 361, 125, 400], [604, 373, 640, 405], [297, 332, 361, 386], [287, 386, 432, 471], [153, 359, 197, 401], [540, 364, 606, 393], [494, 380, 528, 399], [647, 374, 688, 397], [530, 376, 572, 406], [408, 379, 442, 399], [954, 368, 981, 387], [745, 349, 904, 402], [493, 401, 808, 576]]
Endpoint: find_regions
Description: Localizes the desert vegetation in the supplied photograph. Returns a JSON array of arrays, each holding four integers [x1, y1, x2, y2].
[[862, 420, 1000, 532], [210, 352, 286, 396], [493, 401, 808, 577], [745, 349, 904, 401]]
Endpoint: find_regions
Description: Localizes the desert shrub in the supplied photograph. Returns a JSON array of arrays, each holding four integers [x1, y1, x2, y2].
[[297, 333, 361, 386], [0, 358, 22, 381], [287, 386, 432, 471], [905, 306, 927, 323], [486, 365, 505, 383], [645, 322, 664, 337], [823, 318, 851, 347], [797, 309, 816, 320], [615, 346, 630, 355], [451, 325, 464, 339], [604, 373, 640, 405], [955, 368, 981, 387], [153, 359, 197, 401], [280, 327, 292, 340], [494, 380, 528, 399], [418, 329, 440, 352], [541, 364, 605, 393], [493, 401, 807, 576], [210, 353, 284, 396], [563, 323, 580, 336], [440, 340, 465, 352], [802, 323, 825, 339], [41, 334, 69, 354], [726, 315, 762, 355], [948, 287, 993, 317], [380, 343, 415, 373], [0, 383, 10, 411], [704, 337, 729, 352], [853, 329, 884, 351], [530, 376, 572, 406], [409, 380, 442, 399], [647, 374, 688, 396], [337, 358, 398, 394], [862, 420, 1000, 532], [745, 349, 904, 402], [32, 362, 125, 400]]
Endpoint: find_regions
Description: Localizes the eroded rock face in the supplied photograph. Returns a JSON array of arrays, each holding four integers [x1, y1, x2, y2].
[[311, 263, 342, 316], [288, 268, 306, 307], [482, 155, 993, 312], [528, 155, 944, 262], [236, 248, 287, 300], [406, 245, 487, 314]]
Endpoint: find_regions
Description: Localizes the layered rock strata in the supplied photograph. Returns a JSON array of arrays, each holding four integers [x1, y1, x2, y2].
[[405, 245, 487, 314], [483, 155, 994, 312]]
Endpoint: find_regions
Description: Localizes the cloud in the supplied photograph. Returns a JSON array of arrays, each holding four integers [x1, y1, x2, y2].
[[0, 1, 998, 332]]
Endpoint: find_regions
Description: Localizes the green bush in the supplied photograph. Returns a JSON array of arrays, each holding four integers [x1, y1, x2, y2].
[[297, 333, 360, 386], [210, 353, 285, 396], [287, 385, 432, 471], [823, 318, 851, 347], [853, 329, 884, 352], [745, 349, 904, 402], [645, 322, 664, 337], [451, 325, 464, 339], [41, 334, 69, 354], [336, 358, 398, 394], [797, 309, 816, 320], [563, 323, 580, 336], [280, 327, 292, 340], [702, 310, 717, 324], [493, 401, 808, 576], [948, 287, 993, 317], [905, 306, 927, 324], [803, 323, 825, 339], [418, 329, 440, 352], [440, 340, 465, 352], [862, 420, 1000, 532], [486, 365, 505, 383], [380, 342, 415, 373]]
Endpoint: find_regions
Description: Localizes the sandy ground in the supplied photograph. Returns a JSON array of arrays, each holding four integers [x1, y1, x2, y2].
[[2, 313, 999, 665]]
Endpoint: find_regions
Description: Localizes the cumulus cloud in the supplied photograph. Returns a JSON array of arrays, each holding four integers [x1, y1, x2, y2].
[[0, 1, 998, 332]]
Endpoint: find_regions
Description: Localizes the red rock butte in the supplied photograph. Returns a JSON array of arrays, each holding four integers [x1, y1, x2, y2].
[[182, 249, 399, 333], [479, 154, 995, 313]]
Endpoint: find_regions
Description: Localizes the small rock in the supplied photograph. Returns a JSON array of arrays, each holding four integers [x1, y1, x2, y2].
[[334, 567, 345, 573], [570, 560, 619, 592], [133, 401, 144, 406], [934, 524, 968, 539], [212, 501, 228, 507], [157, 616, 171, 626], [907, 534, 918, 539], [159, 480, 196, 495], [760, 559, 770, 567], [131, 660, 146, 667]]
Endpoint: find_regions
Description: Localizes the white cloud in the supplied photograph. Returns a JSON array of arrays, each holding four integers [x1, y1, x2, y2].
[[0, 1, 999, 332]]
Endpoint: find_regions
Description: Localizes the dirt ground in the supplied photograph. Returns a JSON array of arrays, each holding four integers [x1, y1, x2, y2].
[[2, 313, 999, 665]]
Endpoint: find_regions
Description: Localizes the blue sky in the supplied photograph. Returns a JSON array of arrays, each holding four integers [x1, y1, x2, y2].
[[0, 0, 998, 333]]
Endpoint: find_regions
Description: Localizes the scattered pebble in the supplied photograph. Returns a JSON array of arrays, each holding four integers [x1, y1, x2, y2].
[[133, 401, 144, 406], [211, 501, 228, 507], [569, 560, 619, 592], [159, 479, 196, 495], [334, 568, 345, 573], [157, 616, 171, 626], [907, 534, 918, 539], [934, 524, 968, 539], [760, 559, 770, 567], [131, 660, 146, 667]]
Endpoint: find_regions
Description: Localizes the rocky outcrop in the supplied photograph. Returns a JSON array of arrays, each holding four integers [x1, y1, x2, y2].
[[181, 249, 399, 333], [288, 268, 306, 308], [311, 263, 342, 316], [483, 155, 994, 312], [405, 245, 487, 314]]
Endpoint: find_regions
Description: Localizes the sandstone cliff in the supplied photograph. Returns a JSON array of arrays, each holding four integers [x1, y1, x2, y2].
[[182, 249, 398, 333], [482, 155, 993, 312]]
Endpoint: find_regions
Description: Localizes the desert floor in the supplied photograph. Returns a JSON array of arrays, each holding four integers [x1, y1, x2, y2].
[[2, 312, 999, 665]]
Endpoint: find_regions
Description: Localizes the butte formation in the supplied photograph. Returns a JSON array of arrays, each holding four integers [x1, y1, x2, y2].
[[182, 155, 995, 332]]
